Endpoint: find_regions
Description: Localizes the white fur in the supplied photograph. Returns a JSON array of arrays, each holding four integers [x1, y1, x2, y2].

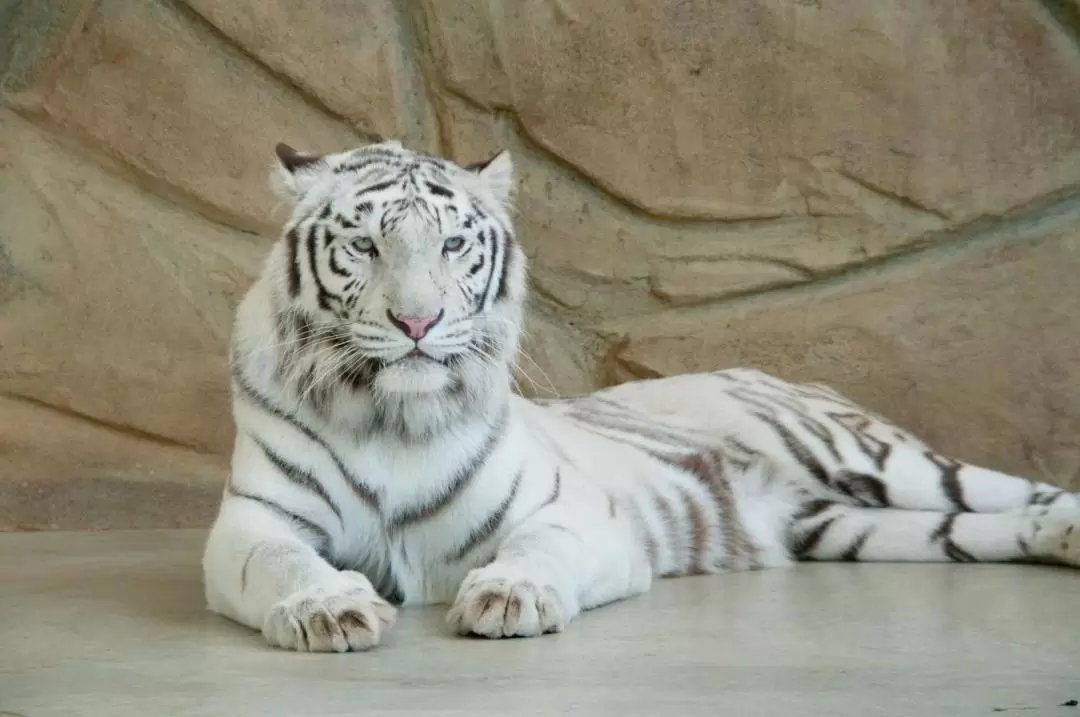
[[202, 142, 1080, 652]]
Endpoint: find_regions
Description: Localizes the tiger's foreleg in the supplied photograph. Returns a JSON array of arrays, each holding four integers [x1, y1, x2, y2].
[[446, 489, 651, 638], [203, 494, 397, 652]]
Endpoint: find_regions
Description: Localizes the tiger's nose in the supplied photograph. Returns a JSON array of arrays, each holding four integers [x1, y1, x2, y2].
[[387, 309, 444, 340]]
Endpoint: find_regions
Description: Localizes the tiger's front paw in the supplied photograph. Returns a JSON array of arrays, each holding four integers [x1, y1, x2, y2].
[[263, 571, 398, 652], [447, 563, 577, 638]]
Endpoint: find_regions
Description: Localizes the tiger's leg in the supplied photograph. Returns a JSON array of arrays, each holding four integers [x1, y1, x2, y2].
[[724, 370, 1075, 514], [789, 500, 1080, 566], [832, 443, 1078, 515], [446, 492, 651, 638], [202, 494, 396, 652]]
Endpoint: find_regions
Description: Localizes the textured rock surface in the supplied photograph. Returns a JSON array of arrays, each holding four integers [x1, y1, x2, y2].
[[1, 0, 1078, 529]]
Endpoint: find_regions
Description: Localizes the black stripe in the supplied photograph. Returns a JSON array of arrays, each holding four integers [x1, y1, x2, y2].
[[840, 528, 874, 561], [227, 482, 332, 551], [728, 385, 869, 469], [250, 433, 344, 524], [944, 540, 977, 562], [380, 206, 403, 235], [447, 469, 522, 561], [356, 179, 397, 197], [274, 308, 314, 380], [240, 547, 256, 594], [294, 364, 321, 409], [650, 487, 681, 575], [567, 417, 691, 460], [793, 517, 837, 558], [679, 484, 710, 574], [797, 417, 842, 462], [285, 309, 317, 352], [711, 371, 743, 384], [834, 471, 890, 507], [321, 224, 336, 250], [793, 499, 834, 521], [1027, 489, 1060, 507], [286, 227, 302, 297], [305, 224, 334, 311], [295, 617, 310, 650], [386, 409, 508, 531], [926, 452, 972, 512], [730, 388, 846, 468], [568, 401, 702, 450], [495, 230, 514, 303], [328, 554, 404, 606], [544, 469, 561, 506], [1016, 534, 1033, 559], [728, 387, 781, 416], [415, 195, 440, 226], [231, 365, 380, 509], [425, 182, 454, 198], [754, 411, 830, 485], [335, 153, 407, 173], [479, 227, 502, 310], [929, 512, 957, 542], [384, 584, 406, 605], [930, 513, 977, 562], [328, 247, 351, 278], [827, 412, 893, 471], [724, 435, 761, 458]]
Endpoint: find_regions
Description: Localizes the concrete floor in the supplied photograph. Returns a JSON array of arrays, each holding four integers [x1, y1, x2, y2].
[[1, 531, 1078, 717]]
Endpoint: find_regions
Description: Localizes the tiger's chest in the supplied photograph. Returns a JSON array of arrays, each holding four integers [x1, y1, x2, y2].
[[334, 526, 482, 605], [315, 421, 533, 605]]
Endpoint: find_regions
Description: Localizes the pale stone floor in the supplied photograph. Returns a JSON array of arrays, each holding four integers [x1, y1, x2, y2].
[[1, 530, 1078, 717]]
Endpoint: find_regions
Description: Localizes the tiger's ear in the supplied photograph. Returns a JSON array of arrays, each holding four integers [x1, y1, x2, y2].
[[467, 150, 514, 205], [272, 142, 331, 199]]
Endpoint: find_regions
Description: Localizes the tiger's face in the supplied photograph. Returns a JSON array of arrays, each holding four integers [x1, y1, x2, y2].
[[270, 140, 525, 397]]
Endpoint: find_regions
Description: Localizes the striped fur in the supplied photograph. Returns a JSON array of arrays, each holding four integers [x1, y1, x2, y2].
[[202, 140, 1080, 653]]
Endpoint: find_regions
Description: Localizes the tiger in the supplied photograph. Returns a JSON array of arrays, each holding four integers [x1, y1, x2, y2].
[[201, 138, 1080, 652]]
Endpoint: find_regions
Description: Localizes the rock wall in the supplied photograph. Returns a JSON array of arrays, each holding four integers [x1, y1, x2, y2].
[[2, 0, 1079, 529]]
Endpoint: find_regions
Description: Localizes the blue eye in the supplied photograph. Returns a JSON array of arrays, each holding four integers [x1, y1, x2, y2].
[[351, 236, 376, 255], [443, 235, 465, 253]]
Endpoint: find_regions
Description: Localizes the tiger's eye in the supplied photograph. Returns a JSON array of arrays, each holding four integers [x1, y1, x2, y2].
[[352, 236, 376, 254], [443, 235, 465, 253]]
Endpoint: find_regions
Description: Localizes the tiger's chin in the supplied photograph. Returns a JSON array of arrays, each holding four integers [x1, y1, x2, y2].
[[375, 355, 453, 395]]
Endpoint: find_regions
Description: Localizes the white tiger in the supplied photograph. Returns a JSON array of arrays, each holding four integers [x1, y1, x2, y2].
[[201, 139, 1080, 652]]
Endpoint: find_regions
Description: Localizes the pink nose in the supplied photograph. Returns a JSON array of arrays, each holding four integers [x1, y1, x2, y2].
[[387, 309, 444, 340]]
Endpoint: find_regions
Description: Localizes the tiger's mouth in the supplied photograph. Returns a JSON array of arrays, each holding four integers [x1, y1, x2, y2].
[[391, 348, 448, 366]]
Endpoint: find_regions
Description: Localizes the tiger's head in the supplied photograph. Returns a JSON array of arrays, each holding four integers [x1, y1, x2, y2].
[[251, 139, 526, 431]]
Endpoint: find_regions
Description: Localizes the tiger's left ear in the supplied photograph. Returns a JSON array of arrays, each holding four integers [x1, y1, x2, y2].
[[467, 150, 514, 205], [272, 142, 331, 199]]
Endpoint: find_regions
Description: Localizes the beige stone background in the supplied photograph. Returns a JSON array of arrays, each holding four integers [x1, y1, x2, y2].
[[1, 0, 1079, 530]]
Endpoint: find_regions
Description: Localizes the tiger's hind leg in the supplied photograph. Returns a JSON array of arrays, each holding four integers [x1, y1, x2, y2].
[[719, 368, 1076, 515], [788, 500, 1080, 567], [826, 439, 1078, 516]]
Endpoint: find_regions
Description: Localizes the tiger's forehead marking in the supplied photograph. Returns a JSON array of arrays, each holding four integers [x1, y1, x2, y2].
[[308, 149, 491, 248], [332, 147, 457, 188]]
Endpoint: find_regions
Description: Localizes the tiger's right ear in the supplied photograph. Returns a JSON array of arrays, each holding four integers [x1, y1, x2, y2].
[[272, 142, 330, 199]]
